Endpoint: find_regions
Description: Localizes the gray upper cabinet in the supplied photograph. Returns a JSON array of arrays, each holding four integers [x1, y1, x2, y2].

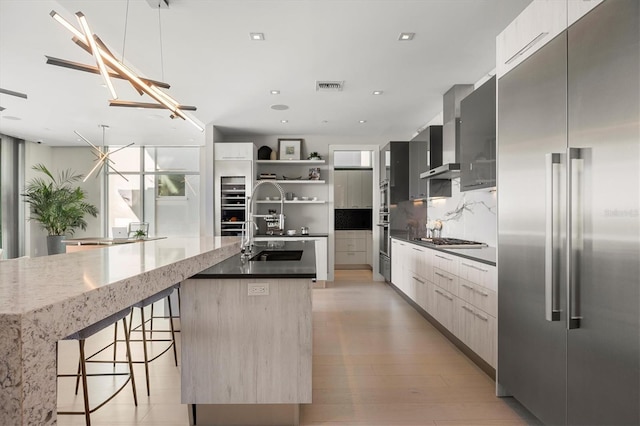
[[411, 126, 447, 198], [460, 76, 496, 191]]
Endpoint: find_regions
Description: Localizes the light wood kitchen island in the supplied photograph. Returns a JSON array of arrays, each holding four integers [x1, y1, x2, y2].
[[0, 236, 240, 426], [182, 240, 315, 426]]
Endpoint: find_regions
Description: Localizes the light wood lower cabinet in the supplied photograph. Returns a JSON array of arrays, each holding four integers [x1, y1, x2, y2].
[[335, 230, 368, 266], [389, 237, 497, 368], [454, 299, 496, 367]]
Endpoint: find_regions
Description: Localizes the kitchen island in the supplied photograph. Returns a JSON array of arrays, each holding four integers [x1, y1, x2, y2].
[[0, 236, 240, 426], [182, 240, 315, 426]]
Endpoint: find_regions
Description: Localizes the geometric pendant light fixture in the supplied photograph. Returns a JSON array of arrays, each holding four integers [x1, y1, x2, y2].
[[76, 125, 133, 182], [47, 9, 203, 132]]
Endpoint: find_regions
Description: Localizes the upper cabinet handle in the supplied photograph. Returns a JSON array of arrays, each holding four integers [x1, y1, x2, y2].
[[505, 32, 549, 65]]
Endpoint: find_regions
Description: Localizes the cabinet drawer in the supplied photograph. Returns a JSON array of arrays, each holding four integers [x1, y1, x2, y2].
[[335, 251, 366, 264], [458, 278, 497, 317], [472, 284, 497, 318], [433, 268, 458, 295], [459, 259, 496, 291], [335, 230, 366, 240], [433, 252, 458, 275], [336, 238, 366, 252]]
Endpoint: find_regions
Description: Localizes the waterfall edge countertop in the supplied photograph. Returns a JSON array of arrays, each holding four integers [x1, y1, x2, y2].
[[194, 240, 316, 279], [0, 236, 240, 426]]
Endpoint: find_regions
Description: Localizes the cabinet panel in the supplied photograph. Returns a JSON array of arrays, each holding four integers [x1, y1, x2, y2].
[[433, 268, 458, 296], [474, 309, 496, 368], [412, 274, 430, 311], [433, 252, 459, 276], [361, 170, 373, 208], [334, 170, 348, 208], [214, 142, 255, 160], [460, 76, 496, 191], [496, 0, 567, 78], [459, 259, 496, 291], [433, 287, 455, 330], [336, 251, 366, 264], [335, 170, 372, 208], [335, 238, 366, 252]]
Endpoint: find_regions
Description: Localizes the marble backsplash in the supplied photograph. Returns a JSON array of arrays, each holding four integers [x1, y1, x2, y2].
[[389, 181, 496, 247], [427, 180, 497, 247]]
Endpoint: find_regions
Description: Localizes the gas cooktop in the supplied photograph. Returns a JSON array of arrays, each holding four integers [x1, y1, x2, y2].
[[416, 237, 488, 249]]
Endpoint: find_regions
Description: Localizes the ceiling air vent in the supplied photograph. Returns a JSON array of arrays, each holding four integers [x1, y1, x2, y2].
[[316, 81, 344, 92]]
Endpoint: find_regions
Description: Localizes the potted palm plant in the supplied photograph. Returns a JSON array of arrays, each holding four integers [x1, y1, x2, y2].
[[22, 164, 99, 255]]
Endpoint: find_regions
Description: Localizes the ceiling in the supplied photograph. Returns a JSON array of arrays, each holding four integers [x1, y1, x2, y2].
[[0, 0, 531, 147]]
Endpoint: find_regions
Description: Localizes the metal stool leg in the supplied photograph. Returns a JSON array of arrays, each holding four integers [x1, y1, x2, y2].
[[122, 316, 138, 406], [78, 340, 91, 426], [140, 307, 151, 396], [167, 294, 178, 366]]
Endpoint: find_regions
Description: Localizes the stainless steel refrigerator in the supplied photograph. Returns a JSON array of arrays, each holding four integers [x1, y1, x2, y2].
[[497, 1, 639, 425]]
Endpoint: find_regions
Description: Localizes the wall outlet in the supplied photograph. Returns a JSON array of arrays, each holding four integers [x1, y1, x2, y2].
[[248, 283, 269, 296]]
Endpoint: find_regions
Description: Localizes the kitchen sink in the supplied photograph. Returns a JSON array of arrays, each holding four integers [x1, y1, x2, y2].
[[249, 250, 303, 261]]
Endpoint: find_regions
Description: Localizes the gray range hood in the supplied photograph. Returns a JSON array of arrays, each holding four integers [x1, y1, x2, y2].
[[421, 84, 473, 180], [419, 163, 460, 179]]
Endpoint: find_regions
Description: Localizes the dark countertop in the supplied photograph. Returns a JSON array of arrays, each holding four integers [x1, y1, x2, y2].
[[390, 234, 496, 266], [192, 240, 316, 279]]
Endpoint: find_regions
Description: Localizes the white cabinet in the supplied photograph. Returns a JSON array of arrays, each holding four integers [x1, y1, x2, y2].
[[432, 286, 456, 331], [497, 0, 605, 78], [389, 238, 497, 368], [214, 142, 256, 160], [335, 230, 368, 266], [497, 0, 567, 78], [334, 169, 373, 209]]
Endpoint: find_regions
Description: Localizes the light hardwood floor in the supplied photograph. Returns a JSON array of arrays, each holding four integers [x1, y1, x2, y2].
[[57, 270, 539, 425]]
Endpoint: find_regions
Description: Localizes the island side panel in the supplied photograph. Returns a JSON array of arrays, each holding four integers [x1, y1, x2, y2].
[[181, 278, 312, 404], [0, 314, 23, 426]]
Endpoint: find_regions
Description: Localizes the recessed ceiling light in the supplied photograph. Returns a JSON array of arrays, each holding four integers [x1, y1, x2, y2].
[[359, 120, 367, 124], [250, 32, 265, 41], [398, 32, 415, 41], [270, 104, 289, 110], [373, 90, 383, 95], [270, 90, 280, 95], [281, 120, 288, 123]]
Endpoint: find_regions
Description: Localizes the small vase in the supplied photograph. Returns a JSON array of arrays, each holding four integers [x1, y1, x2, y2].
[[270, 151, 277, 160]]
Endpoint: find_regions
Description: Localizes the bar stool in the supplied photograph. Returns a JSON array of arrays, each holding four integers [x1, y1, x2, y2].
[[58, 307, 137, 426], [126, 286, 179, 396]]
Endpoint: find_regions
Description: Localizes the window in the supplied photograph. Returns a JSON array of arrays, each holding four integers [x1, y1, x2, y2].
[[106, 146, 200, 238]]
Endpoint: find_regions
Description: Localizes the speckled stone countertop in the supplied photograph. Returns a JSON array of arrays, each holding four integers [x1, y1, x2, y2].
[[194, 240, 316, 279], [0, 236, 240, 426]]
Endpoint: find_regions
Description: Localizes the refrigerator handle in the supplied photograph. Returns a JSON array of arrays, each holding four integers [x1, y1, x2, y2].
[[567, 147, 584, 330], [545, 153, 562, 321]]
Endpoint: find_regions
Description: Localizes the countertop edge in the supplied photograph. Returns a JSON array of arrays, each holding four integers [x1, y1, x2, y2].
[[391, 235, 496, 266]]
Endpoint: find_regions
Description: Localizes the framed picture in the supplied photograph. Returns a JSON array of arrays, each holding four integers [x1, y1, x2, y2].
[[278, 139, 302, 160], [309, 167, 321, 180]]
